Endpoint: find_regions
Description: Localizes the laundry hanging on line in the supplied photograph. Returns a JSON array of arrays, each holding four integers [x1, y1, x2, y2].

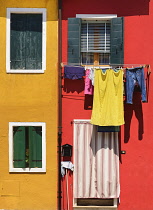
[[125, 66, 147, 104], [64, 65, 85, 80], [61, 161, 74, 177], [63, 64, 150, 105], [84, 69, 94, 95], [91, 68, 125, 126]]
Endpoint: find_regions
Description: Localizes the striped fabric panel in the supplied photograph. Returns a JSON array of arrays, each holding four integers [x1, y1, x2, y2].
[[73, 121, 120, 198]]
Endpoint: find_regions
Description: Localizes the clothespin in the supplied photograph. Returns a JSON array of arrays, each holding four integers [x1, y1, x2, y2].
[[61, 62, 64, 68], [146, 64, 151, 75]]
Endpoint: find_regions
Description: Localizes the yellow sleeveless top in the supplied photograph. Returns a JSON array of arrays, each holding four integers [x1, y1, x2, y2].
[[90, 69, 124, 126]]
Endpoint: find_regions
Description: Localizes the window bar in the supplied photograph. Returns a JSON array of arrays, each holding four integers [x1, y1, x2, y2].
[[105, 22, 106, 52], [87, 22, 89, 52]]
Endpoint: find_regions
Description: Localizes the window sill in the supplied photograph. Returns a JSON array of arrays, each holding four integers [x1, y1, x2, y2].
[[9, 168, 46, 173], [73, 206, 117, 210], [6, 69, 45, 74]]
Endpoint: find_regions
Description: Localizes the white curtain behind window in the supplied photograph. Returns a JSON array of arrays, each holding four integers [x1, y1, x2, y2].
[[73, 121, 120, 198]]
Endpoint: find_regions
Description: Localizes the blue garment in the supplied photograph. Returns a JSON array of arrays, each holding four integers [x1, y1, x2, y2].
[[64, 65, 85, 80], [126, 67, 147, 104]]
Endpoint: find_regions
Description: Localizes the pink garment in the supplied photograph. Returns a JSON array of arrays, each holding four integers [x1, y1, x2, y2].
[[84, 69, 93, 95]]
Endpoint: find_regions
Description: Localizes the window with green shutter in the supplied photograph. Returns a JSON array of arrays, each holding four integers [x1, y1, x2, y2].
[[11, 14, 42, 70], [9, 122, 46, 172], [68, 16, 124, 66], [6, 8, 46, 73]]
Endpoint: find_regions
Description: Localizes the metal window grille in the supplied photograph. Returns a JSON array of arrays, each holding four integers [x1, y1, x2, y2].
[[81, 21, 111, 53]]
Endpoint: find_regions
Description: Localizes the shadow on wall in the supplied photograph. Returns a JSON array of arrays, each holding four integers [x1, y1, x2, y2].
[[90, 128, 119, 156], [124, 71, 151, 143], [124, 91, 144, 143], [63, 78, 84, 94], [63, 78, 93, 109], [62, 0, 150, 19]]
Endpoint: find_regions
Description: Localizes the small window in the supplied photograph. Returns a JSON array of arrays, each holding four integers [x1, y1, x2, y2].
[[68, 16, 124, 66], [81, 21, 111, 65], [77, 198, 114, 206], [6, 8, 46, 73], [9, 122, 46, 172]]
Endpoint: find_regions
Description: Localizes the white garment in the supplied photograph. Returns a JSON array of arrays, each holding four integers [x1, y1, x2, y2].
[[88, 68, 95, 86], [61, 161, 74, 177]]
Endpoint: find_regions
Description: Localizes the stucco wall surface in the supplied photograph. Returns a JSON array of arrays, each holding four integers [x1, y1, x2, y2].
[[0, 0, 58, 209]]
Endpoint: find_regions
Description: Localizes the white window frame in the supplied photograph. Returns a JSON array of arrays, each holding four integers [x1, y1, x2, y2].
[[9, 122, 46, 172], [76, 14, 117, 66], [76, 14, 117, 20], [6, 8, 46, 74]]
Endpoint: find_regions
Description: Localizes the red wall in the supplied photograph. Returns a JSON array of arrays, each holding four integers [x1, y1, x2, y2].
[[61, 0, 153, 209]]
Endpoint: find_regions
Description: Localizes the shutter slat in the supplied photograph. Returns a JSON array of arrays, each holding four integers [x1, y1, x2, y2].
[[25, 14, 42, 70], [29, 126, 42, 168], [10, 14, 42, 70], [13, 126, 26, 168], [11, 14, 26, 69], [68, 18, 81, 65], [110, 17, 124, 64]]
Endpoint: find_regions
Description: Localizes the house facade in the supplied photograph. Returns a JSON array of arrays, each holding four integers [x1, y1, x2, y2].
[[61, 0, 153, 210], [0, 0, 58, 209]]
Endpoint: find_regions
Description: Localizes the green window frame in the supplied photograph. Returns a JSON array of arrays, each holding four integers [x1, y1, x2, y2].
[[9, 122, 46, 173]]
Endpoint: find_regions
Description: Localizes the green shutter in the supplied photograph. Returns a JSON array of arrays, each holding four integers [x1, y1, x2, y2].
[[110, 17, 124, 65], [29, 126, 42, 168], [68, 18, 81, 65], [13, 126, 26, 168], [11, 14, 26, 69], [10, 14, 42, 70], [25, 14, 42, 70]]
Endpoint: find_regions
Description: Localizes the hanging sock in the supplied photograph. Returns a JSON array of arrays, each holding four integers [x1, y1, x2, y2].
[[91, 69, 125, 126]]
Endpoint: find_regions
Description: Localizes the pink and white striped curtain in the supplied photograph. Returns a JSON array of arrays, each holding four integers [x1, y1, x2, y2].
[[73, 121, 120, 198]]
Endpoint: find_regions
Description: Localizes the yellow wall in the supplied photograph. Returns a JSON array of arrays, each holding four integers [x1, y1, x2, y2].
[[0, 0, 58, 209]]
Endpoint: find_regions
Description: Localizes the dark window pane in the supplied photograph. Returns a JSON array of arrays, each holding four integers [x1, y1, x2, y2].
[[99, 53, 110, 64], [81, 52, 94, 65], [10, 14, 42, 70]]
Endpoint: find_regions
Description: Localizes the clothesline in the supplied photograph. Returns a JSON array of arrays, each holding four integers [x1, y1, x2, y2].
[[62, 63, 151, 75], [61, 62, 150, 66]]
